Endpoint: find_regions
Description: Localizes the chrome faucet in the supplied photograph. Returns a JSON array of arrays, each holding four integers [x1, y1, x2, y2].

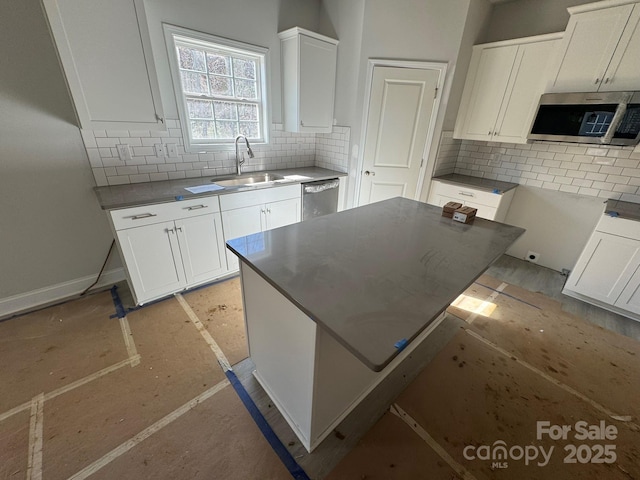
[[234, 134, 254, 175]]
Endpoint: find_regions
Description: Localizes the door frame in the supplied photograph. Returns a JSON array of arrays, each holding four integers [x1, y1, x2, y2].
[[354, 59, 447, 206]]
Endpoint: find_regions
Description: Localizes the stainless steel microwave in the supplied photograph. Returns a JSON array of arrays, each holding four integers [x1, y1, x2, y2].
[[528, 91, 640, 146]]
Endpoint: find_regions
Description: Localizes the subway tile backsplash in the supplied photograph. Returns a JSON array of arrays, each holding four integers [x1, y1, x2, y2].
[[434, 132, 640, 202], [84, 119, 350, 187]]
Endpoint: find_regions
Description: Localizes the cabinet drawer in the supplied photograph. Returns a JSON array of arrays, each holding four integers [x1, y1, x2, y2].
[[596, 215, 640, 239], [111, 196, 220, 230], [219, 184, 301, 211], [432, 180, 503, 208]]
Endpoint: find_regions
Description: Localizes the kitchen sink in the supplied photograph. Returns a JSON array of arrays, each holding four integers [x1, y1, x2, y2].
[[211, 172, 285, 187]]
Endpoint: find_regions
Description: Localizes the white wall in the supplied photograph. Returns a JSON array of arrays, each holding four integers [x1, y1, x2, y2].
[[0, 0, 120, 309], [329, 0, 481, 207], [504, 187, 604, 271], [142, 0, 321, 124], [482, 0, 598, 43]]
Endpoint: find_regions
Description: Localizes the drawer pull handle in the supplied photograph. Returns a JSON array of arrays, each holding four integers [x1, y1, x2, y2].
[[131, 213, 157, 220], [186, 204, 208, 211], [459, 191, 474, 197]]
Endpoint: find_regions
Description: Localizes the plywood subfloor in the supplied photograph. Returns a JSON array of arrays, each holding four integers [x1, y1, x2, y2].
[[0, 277, 278, 480], [2, 269, 639, 480], [327, 275, 640, 479]]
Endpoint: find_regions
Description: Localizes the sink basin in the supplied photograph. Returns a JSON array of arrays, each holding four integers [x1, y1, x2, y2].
[[212, 173, 285, 187]]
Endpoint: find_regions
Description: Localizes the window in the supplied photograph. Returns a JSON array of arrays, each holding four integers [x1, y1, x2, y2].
[[164, 25, 269, 151]]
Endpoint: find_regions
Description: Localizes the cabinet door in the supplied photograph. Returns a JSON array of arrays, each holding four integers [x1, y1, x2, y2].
[[565, 231, 640, 305], [548, 4, 633, 93], [299, 34, 337, 131], [457, 45, 518, 141], [221, 205, 264, 271], [615, 266, 640, 315], [176, 213, 228, 286], [493, 40, 559, 144], [42, 0, 164, 130], [265, 198, 301, 231], [599, 6, 640, 92], [116, 221, 185, 304]]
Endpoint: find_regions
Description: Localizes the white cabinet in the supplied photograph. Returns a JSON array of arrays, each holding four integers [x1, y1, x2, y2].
[[109, 197, 226, 305], [279, 27, 338, 133], [42, 0, 165, 130], [220, 185, 301, 271], [548, 1, 640, 93], [427, 180, 516, 222], [563, 213, 640, 321], [454, 33, 562, 144]]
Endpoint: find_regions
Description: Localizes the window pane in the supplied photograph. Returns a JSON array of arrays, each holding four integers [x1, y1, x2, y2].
[[213, 102, 237, 120], [238, 103, 258, 121], [209, 75, 233, 96], [178, 46, 206, 72], [234, 79, 257, 99], [216, 121, 239, 139], [187, 99, 213, 119], [181, 71, 209, 95], [190, 120, 216, 139], [207, 53, 231, 75], [233, 58, 256, 80], [239, 122, 259, 139]]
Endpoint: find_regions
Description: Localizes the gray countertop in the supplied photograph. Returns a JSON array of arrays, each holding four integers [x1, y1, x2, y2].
[[433, 173, 519, 194], [605, 199, 640, 221], [94, 167, 346, 210], [227, 197, 525, 371]]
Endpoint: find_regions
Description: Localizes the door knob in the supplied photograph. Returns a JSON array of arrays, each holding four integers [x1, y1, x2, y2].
[[364, 170, 375, 176]]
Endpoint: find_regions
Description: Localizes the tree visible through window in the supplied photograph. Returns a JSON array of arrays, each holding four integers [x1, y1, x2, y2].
[[164, 25, 269, 150]]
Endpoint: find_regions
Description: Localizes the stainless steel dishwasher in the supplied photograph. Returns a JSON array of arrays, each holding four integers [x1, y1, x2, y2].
[[302, 178, 340, 220]]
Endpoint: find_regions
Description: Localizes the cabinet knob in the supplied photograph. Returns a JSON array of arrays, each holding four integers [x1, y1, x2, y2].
[[604, 77, 610, 84], [364, 170, 375, 176], [167, 227, 175, 234], [595, 78, 600, 84], [488, 131, 493, 136]]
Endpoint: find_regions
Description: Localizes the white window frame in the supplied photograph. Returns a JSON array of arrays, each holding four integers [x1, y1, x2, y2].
[[163, 24, 270, 152]]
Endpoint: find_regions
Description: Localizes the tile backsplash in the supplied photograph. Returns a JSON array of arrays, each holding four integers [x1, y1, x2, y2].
[[83, 119, 350, 187], [435, 131, 640, 202]]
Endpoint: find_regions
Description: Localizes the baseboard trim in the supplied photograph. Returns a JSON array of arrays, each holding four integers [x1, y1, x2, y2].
[[0, 268, 126, 320]]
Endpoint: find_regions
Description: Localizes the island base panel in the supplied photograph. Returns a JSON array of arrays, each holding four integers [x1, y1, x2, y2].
[[240, 261, 447, 452]]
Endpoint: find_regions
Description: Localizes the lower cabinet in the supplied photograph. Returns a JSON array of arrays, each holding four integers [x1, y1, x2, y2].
[[220, 185, 301, 271], [109, 197, 227, 305], [427, 179, 516, 222], [563, 214, 640, 321], [108, 185, 303, 304]]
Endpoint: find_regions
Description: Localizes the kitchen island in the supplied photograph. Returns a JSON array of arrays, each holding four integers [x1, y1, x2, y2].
[[227, 197, 525, 451]]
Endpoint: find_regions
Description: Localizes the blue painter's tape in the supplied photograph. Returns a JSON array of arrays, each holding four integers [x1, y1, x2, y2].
[[607, 211, 619, 217], [175, 195, 184, 201], [492, 188, 500, 194], [394, 338, 408, 351], [225, 370, 311, 480], [110, 285, 127, 319]]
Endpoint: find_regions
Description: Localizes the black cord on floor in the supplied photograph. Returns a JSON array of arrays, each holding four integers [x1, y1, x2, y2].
[[80, 239, 115, 296]]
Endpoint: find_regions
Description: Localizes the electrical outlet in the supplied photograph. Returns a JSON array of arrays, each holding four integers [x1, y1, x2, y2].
[[154, 143, 166, 157], [525, 251, 540, 264], [166, 143, 178, 158], [116, 144, 132, 160]]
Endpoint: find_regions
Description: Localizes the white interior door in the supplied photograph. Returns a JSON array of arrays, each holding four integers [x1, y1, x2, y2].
[[358, 66, 439, 206]]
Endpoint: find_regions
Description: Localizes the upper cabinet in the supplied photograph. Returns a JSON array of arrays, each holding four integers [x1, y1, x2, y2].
[[42, 0, 165, 131], [548, 0, 640, 93], [454, 33, 562, 144], [279, 27, 338, 133]]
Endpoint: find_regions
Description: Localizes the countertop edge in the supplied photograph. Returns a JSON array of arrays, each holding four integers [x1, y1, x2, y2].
[[432, 174, 519, 194], [95, 167, 347, 210]]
